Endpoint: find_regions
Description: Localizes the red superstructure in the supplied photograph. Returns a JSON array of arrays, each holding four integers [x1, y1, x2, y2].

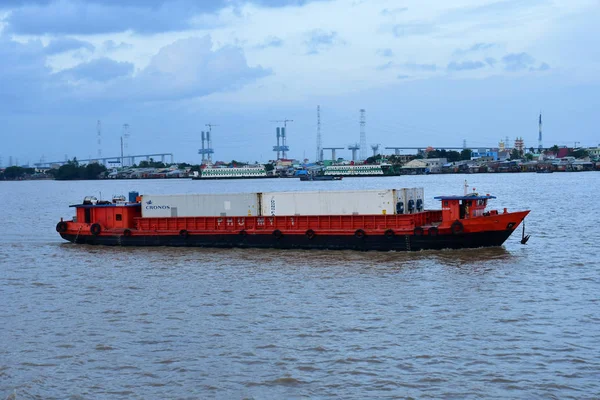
[[56, 192, 529, 251]]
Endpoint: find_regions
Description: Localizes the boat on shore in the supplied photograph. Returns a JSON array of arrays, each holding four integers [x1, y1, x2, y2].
[[56, 188, 529, 251], [191, 165, 277, 180], [299, 174, 342, 181]]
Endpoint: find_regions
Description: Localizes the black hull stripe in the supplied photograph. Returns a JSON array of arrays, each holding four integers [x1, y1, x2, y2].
[[60, 231, 514, 251]]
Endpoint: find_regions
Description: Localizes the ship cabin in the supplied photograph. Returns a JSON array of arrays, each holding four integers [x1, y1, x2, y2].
[[434, 194, 497, 221], [70, 194, 141, 230]]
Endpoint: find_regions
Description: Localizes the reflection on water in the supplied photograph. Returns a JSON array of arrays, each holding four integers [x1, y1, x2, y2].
[[1, 174, 599, 399]]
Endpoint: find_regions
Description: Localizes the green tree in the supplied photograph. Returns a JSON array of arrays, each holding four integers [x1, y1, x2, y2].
[[264, 163, 275, 172], [55, 161, 106, 180], [139, 158, 166, 168], [447, 151, 461, 162], [550, 145, 560, 155], [229, 160, 247, 167], [84, 163, 107, 179], [365, 154, 382, 164], [510, 148, 522, 160], [55, 163, 80, 180], [1, 166, 35, 179], [460, 149, 472, 160]]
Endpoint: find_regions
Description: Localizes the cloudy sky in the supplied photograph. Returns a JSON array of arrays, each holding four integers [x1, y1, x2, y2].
[[1, 0, 599, 165]]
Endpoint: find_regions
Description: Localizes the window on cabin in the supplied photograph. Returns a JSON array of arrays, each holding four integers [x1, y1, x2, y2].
[[84, 208, 91, 223], [116, 213, 122, 221]]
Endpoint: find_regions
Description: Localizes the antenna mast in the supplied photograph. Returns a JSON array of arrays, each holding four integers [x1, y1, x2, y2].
[[316, 105, 322, 162], [538, 112, 543, 152], [359, 109, 367, 160], [97, 120, 102, 163], [122, 123, 130, 166], [205, 123, 218, 163]]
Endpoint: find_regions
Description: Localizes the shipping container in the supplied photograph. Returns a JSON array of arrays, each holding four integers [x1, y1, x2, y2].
[[396, 188, 408, 214], [260, 190, 397, 216], [403, 188, 418, 214], [141, 193, 260, 218], [414, 188, 425, 212], [396, 188, 424, 214]]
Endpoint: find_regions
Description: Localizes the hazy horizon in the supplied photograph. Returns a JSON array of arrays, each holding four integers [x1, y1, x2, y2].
[[1, 0, 599, 165]]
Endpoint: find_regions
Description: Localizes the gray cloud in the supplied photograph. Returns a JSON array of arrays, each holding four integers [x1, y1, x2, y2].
[[485, 57, 497, 67], [381, 7, 407, 16], [44, 37, 95, 55], [530, 62, 550, 72], [447, 60, 486, 71], [453, 42, 495, 56], [103, 40, 133, 52], [0, 37, 62, 112], [0, 35, 271, 113], [122, 36, 272, 102], [377, 48, 394, 57], [397, 74, 410, 80], [392, 23, 434, 37], [377, 61, 437, 73], [376, 61, 394, 71], [4, 0, 329, 35], [502, 52, 535, 71], [464, 0, 550, 15], [305, 30, 343, 55], [6, 1, 198, 34], [402, 62, 437, 72], [59, 57, 134, 82], [255, 36, 284, 50]]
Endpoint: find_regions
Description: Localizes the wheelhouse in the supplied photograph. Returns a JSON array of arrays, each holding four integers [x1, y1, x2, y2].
[[434, 194, 497, 221], [70, 196, 141, 229]]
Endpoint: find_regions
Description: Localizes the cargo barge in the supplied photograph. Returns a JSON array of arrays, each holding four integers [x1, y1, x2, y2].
[[56, 189, 529, 251]]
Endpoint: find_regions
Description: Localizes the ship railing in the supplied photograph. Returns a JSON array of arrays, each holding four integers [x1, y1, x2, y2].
[[134, 211, 443, 234]]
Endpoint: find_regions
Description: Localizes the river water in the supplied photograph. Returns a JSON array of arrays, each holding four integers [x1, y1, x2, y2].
[[1, 174, 599, 399]]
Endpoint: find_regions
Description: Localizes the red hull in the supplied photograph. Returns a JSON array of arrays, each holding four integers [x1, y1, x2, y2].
[[57, 210, 529, 251]]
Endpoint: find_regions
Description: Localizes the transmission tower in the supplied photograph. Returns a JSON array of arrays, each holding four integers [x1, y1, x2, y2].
[[359, 109, 367, 160], [97, 120, 102, 162], [538, 112, 543, 152], [316, 105, 322, 162], [122, 124, 130, 166], [271, 119, 293, 159], [205, 124, 218, 163]]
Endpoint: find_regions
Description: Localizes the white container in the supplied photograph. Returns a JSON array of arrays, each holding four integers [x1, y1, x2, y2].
[[141, 193, 259, 217], [414, 188, 425, 212], [401, 187, 425, 213], [403, 188, 417, 214], [396, 188, 408, 214], [260, 189, 397, 216]]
